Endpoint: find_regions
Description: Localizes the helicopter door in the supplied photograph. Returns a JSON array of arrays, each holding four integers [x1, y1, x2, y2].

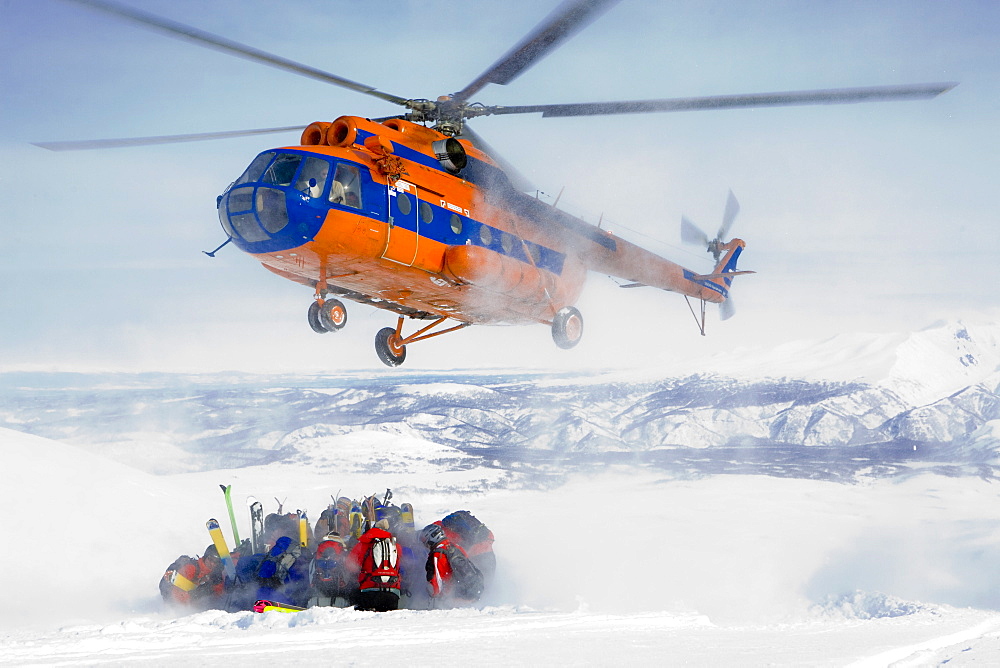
[[383, 181, 419, 266]]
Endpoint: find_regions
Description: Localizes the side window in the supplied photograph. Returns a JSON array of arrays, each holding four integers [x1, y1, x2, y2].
[[262, 153, 302, 186], [295, 156, 331, 198], [419, 201, 433, 225], [330, 163, 363, 209], [479, 224, 493, 246]]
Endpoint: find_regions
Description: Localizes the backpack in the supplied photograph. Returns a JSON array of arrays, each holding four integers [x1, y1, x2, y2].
[[315, 507, 338, 542], [311, 539, 350, 597], [160, 555, 198, 603], [256, 536, 303, 589], [440, 542, 484, 601], [264, 512, 299, 543], [441, 511, 492, 546], [359, 534, 400, 592]]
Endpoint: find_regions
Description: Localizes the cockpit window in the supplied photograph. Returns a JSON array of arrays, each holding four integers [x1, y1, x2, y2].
[[235, 151, 275, 186], [330, 163, 363, 209], [230, 212, 269, 243], [295, 156, 331, 199], [262, 153, 302, 186]]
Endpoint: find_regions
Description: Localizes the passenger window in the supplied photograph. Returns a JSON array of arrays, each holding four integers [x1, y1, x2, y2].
[[527, 243, 542, 265], [479, 224, 493, 246], [262, 153, 302, 186], [295, 156, 331, 198], [331, 163, 363, 209], [450, 214, 463, 235], [501, 231, 515, 254], [419, 201, 433, 224], [396, 191, 412, 215]]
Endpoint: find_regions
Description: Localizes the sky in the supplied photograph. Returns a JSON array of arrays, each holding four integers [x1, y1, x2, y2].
[[1, 0, 999, 373]]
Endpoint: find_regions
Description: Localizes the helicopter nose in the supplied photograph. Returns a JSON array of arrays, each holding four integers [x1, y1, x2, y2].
[[218, 184, 319, 251]]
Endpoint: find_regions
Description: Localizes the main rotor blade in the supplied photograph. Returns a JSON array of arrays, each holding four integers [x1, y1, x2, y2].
[[456, 125, 536, 193], [717, 190, 740, 240], [33, 126, 305, 151], [452, 0, 621, 102], [62, 0, 411, 107], [486, 82, 957, 117]]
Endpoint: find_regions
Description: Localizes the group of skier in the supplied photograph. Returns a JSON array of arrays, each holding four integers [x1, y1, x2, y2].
[[160, 489, 495, 613]]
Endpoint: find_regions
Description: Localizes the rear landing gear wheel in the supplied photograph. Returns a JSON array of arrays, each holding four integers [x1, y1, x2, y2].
[[552, 306, 583, 349], [319, 299, 347, 331], [307, 302, 327, 334], [375, 327, 407, 367]]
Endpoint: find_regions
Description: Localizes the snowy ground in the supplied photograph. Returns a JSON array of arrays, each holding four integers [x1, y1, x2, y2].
[[3, 425, 1000, 666]]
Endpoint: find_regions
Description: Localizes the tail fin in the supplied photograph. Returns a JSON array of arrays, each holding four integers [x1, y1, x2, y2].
[[685, 239, 753, 304]]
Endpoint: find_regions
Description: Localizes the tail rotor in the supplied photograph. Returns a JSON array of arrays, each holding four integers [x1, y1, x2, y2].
[[681, 190, 744, 319], [682, 190, 740, 262]]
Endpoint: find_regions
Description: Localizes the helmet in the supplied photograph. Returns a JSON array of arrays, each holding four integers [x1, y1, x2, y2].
[[322, 532, 345, 545], [420, 523, 446, 548]]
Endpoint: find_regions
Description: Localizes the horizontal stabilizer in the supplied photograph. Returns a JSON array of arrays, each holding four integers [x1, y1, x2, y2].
[[691, 270, 756, 281]]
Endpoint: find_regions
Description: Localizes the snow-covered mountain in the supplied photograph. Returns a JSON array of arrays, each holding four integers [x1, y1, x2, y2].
[[3, 320, 999, 479]]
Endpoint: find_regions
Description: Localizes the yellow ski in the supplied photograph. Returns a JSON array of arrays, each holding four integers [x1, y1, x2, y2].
[[298, 510, 309, 548], [207, 518, 237, 581], [170, 570, 197, 592]]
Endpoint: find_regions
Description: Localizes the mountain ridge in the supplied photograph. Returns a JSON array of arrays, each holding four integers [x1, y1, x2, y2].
[[3, 319, 999, 477]]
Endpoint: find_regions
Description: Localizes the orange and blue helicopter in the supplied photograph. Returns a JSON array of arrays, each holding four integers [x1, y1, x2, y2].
[[38, 0, 954, 366]]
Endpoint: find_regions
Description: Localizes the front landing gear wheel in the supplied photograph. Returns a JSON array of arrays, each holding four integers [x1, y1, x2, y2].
[[552, 306, 584, 349], [307, 302, 327, 334], [375, 327, 407, 367], [319, 299, 347, 331]]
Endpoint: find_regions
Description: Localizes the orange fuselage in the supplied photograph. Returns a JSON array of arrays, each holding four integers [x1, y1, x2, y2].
[[217, 116, 740, 326]]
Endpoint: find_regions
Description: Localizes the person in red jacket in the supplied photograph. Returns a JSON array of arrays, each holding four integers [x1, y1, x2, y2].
[[346, 520, 400, 612], [420, 523, 484, 606], [438, 511, 496, 583]]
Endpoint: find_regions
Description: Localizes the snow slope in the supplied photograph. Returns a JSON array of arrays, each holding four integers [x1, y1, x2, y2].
[[4, 320, 1000, 663], [4, 423, 1000, 665]]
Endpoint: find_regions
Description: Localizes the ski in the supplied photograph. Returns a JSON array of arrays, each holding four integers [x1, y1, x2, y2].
[[248, 496, 264, 554], [298, 509, 309, 548], [350, 500, 364, 539], [170, 570, 197, 592], [253, 599, 306, 613], [207, 518, 237, 582], [220, 484, 241, 545]]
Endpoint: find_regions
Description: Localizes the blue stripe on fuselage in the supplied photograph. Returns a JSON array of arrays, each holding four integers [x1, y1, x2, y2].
[[682, 247, 743, 298]]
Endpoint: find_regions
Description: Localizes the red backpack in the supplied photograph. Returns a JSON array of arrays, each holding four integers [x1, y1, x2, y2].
[[355, 528, 400, 593]]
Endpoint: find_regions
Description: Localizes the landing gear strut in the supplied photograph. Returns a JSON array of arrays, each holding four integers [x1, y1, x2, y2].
[[307, 299, 348, 333], [374, 316, 470, 367]]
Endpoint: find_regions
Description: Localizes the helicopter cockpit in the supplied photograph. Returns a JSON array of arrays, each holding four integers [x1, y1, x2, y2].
[[218, 150, 369, 252]]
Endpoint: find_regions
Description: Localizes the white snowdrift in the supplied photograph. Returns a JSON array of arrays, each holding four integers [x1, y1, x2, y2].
[[3, 426, 1000, 664]]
